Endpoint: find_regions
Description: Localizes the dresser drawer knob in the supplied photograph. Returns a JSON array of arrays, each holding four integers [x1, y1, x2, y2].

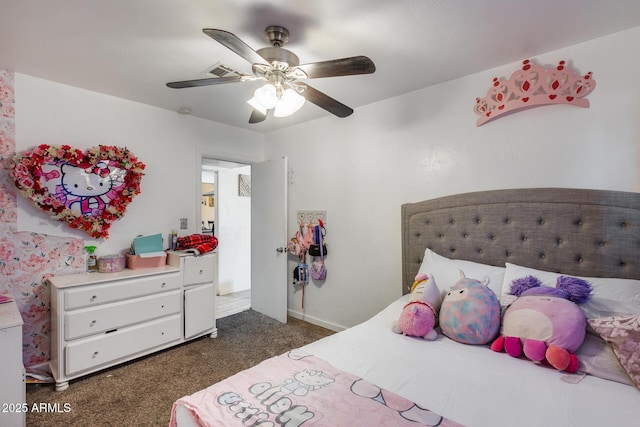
[[90, 320, 96, 326], [199, 269, 204, 274], [92, 351, 99, 358], [90, 295, 97, 301], [161, 282, 166, 288]]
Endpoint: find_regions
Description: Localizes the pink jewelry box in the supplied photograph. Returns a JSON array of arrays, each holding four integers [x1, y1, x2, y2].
[[97, 254, 126, 273]]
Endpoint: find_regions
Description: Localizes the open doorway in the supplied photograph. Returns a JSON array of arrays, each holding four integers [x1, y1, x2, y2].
[[201, 158, 251, 318]]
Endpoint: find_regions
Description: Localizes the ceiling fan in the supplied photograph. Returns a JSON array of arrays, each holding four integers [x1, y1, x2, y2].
[[166, 26, 376, 123]]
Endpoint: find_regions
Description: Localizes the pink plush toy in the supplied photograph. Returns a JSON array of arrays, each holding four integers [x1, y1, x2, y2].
[[491, 275, 592, 372], [392, 273, 442, 340]]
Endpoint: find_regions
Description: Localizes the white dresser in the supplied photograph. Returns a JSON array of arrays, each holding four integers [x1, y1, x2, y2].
[[48, 252, 217, 391], [0, 299, 26, 427]]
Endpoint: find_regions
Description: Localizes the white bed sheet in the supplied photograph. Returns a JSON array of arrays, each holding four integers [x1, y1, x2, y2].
[[301, 295, 639, 427]]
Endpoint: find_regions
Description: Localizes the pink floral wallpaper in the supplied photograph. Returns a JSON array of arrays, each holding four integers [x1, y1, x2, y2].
[[0, 69, 85, 372]]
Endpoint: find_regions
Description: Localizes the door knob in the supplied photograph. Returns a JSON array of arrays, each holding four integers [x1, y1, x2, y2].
[[276, 247, 288, 253]]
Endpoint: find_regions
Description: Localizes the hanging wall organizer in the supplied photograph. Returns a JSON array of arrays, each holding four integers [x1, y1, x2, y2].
[[474, 59, 596, 126], [11, 144, 145, 239], [288, 210, 328, 310]]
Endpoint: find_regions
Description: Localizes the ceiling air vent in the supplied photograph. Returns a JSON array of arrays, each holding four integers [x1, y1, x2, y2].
[[206, 62, 242, 78]]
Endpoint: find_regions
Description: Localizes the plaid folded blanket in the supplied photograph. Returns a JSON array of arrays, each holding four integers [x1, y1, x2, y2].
[[176, 234, 218, 255]]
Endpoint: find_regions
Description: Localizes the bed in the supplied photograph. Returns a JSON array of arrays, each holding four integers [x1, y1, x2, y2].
[[171, 188, 640, 427]]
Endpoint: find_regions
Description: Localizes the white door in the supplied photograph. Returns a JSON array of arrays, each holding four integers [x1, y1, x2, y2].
[[251, 156, 288, 323]]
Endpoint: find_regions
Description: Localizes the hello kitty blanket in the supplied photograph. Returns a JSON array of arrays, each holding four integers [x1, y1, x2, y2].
[[169, 349, 462, 427]]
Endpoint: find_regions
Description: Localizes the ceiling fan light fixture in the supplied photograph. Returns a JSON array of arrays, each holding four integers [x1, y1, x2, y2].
[[246, 97, 267, 115], [252, 84, 278, 110], [247, 83, 305, 118], [273, 88, 306, 117]]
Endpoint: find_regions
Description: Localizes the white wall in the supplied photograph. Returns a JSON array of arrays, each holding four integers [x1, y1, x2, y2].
[[265, 27, 640, 331], [15, 74, 264, 256], [210, 165, 251, 294]]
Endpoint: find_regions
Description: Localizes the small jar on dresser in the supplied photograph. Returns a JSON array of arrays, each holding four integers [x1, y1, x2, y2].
[[0, 298, 26, 427]]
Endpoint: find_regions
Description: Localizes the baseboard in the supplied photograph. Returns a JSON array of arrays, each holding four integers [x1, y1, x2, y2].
[[287, 309, 347, 332], [218, 285, 249, 296]]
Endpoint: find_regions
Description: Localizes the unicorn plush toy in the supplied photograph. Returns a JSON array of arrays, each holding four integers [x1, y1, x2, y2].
[[392, 273, 442, 340], [439, 271, 501, 345]]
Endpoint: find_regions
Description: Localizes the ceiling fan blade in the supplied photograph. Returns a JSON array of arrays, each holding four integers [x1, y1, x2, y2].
[[203, 29, 270, 66], [296, 56, 375, 79], [249, 108, 267, 124], [166, 75, 251, 89], [300, 84, 353, 118]]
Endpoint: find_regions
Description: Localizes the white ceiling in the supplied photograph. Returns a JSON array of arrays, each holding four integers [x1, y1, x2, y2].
[[2, 0, 640, 134]]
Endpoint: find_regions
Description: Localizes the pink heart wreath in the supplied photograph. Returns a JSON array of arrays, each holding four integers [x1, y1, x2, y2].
[[11, 144, 145, 239]]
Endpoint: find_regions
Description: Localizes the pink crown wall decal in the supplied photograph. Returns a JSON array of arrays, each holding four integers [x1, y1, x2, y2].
[[474, 59, 596, 126]]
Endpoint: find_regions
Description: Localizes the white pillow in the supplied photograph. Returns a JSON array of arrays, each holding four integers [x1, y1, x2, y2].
[[417, 248, 505, 298], [500, 263, 640, 318]]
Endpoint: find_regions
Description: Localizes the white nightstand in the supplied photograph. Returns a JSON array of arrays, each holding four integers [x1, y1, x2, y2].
[[0, 299, 26, 427]]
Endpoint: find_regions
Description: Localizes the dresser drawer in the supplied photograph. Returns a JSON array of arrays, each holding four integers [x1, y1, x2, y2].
[[183, 255, 215, 285], [64, 272, 181, 310], [65, 291, 181, 340], [65, 314, 181, 376]]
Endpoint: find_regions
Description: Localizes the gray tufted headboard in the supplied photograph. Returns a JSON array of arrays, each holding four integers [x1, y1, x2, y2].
[[401, 188, 640, 294]]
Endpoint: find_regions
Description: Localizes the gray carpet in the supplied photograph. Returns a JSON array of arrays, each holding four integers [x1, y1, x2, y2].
[[26, 310, 334, 426]]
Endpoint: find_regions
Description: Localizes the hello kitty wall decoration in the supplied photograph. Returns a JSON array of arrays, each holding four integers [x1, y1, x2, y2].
[[11, 144, 145, 239], [474, 59, 596, 126]]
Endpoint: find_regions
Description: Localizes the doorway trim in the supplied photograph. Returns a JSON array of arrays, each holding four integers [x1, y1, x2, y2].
[[197, 148, 258, 300]]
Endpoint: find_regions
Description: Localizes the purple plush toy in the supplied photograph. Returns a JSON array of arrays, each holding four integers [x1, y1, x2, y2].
[[491, 275, 592, 372]]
